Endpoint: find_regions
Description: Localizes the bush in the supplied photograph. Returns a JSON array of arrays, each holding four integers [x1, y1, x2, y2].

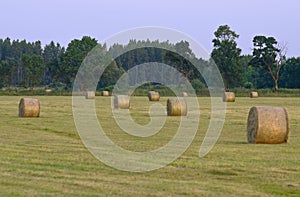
[[191, 79, 206, 94], [47, 81, 67, 91], [243, 82, 253, 89]]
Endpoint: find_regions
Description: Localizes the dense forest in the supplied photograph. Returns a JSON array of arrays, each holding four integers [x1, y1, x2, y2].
[[0, 25, 299, 92]]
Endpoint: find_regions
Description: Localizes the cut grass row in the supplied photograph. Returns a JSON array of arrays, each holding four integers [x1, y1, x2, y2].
[[0, 96, 299, 196]]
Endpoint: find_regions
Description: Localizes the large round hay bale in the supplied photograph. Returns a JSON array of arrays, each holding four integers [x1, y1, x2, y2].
[[167, 97, 187, 116], [101, 91, 110, 96], [181, 92, 188, 97], [85, 91, 95, 99], [19, 98, 40, 117], [223, 92, 235, 102], [247, 106, 289, 144], [114, 95, 130, 109], [148, 91, 160, 101], [250, 92, 258, 98]]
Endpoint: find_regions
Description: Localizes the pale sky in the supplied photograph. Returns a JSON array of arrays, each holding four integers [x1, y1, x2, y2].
[[1, 0, 299, 57]]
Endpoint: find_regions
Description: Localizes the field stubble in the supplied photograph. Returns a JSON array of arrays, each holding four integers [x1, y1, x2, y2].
[[0, 96, 299, 196]]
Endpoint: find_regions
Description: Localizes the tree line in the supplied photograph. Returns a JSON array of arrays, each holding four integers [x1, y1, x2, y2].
[[0, 25, 299, 92]]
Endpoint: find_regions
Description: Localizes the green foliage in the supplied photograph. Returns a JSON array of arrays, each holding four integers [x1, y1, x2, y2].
[[243, 82, 253, 89], [250, 35, 286, 92], [250, 36, 279, 67], [47, 81, 67, 91], [132, 83, 175, 96], [280, 57, 300, 88], [0, 38, 44, 87], [191, 79, 206, 94], [98, 61, 125, 89], [164, 41, 202, 82], [21, 54, 44, 88], [232, 88, 300, 97], [0, 33, 299, 92], [0, 60, 11, 87], [61, 36, 98, 89], [43, 41, 65, 84], [211, 25, 244, 89]]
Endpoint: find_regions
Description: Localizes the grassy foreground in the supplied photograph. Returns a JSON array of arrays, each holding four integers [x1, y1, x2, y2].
[[0, 96, 299, 196]]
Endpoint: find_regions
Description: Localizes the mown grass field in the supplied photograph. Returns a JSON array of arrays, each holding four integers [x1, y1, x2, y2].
[[0, 96, 299, 196]]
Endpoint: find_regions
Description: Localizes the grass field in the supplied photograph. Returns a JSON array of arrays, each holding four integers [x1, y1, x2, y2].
[[0, 96, 299, 196]]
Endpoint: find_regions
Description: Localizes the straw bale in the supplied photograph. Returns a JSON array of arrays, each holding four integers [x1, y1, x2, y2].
[[247, 106, 289, 144], [167, 97, 187, 116], [19, 98, 40, 117], [223, 92, 235, 102], [148, 91, 160, 101], [85, 91, 95, 99], [114, 95, 130, 109]]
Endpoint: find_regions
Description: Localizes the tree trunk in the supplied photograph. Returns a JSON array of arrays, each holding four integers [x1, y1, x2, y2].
[[274, 80, 279, 93]]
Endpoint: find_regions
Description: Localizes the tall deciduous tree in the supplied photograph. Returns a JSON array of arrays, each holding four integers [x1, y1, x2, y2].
[[163, 41, 199, 86], [249, 36, 286, 93], [174, 41, 197, 80], [211, 25, 243, 89], [61, 36, 98, 89]]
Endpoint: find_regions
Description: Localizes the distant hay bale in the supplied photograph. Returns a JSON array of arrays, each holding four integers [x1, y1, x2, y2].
[[114, 95, 130, 109], [45, 89, 52, 93], [181, 92, 188, 97], [250, 92, 258, 98], [223, 92, 235, 102], [247, 106, 289, 144], [85, 91, 95, 99], [19, 98, 40, 118], [101, 91, 110, 96], [167, 97, 187, 116], [148, 91, 160, 101]]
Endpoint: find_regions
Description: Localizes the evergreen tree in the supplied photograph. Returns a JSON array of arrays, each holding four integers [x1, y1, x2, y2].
[[249, 36, 286, 93]]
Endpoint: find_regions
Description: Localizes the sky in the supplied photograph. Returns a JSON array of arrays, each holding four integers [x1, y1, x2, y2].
[[1, 0, 299, 57]]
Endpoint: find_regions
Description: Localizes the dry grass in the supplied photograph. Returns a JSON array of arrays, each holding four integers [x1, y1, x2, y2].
[[0, 96, 299, 196]]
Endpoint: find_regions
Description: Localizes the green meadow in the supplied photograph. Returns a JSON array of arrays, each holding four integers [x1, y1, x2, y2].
[[0, 96, 299, 196]]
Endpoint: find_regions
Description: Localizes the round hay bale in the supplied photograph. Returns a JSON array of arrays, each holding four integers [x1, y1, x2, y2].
[[114, 95, 130, 109], [180, 92, 188, 97], [85, 91, 95, 99], [247, 106, 289, 144], [45, 89, 52, 93], [19, 98, 40, 117], [223, 92, 235, 102], [167, 97, 187, 116], [101, 91, 110, 96], [250, 92, 258, 98], [148, 91, 160, 101]]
